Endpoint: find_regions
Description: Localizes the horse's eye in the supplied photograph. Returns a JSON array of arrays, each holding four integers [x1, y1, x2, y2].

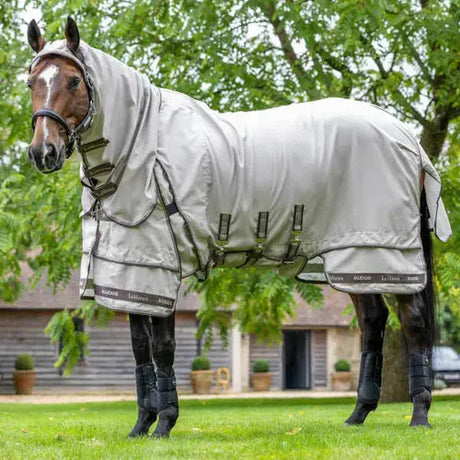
[[69, 76, 81, 89]]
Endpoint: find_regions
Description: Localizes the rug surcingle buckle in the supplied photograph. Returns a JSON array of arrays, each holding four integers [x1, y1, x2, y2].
[[284, 205, 304, 263], [214, 213, 231, 267]]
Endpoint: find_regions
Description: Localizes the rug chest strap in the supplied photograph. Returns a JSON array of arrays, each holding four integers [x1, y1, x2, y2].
[[83, 162, 114, 178], [90, 182, 118, 200]]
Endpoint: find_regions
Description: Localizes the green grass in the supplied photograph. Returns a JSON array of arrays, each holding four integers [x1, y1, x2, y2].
[[0, 396, 459, 459]]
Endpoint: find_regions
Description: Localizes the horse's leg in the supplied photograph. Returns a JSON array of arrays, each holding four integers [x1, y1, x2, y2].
[[345, 294, 388, 425], [128, 313, 158, 437], [397, 293, 433, 427], [151, 312, 179, 438]]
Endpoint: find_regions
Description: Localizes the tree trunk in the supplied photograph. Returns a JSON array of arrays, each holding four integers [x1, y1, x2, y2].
[[381, 327, 409, 403], [420, 119, 449, 160]]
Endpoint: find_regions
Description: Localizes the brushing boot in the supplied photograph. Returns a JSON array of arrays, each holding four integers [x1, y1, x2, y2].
[[408, 351, 432, 427], [345, 352, 382, 425], [152, 370, 179, 438], [129, 363, 158, 437]]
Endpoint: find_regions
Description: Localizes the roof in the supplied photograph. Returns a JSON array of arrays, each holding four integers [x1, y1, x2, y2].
[[0, 266, 352, 327], [284, 286, 353, 327]]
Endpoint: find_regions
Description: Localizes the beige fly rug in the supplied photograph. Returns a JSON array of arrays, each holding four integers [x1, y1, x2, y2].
[[31, 40, 452, 316]]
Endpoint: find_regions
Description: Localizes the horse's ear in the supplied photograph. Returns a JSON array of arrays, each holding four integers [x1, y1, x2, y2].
[[27, 20, 46, 53], [65, 17, 80, 53]]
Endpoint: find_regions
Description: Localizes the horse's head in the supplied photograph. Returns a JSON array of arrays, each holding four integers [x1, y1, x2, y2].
[[27, 18, 90, 173]]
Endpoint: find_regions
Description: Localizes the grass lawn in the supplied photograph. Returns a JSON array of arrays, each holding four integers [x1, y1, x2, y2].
[[0, 396, 458, 459]]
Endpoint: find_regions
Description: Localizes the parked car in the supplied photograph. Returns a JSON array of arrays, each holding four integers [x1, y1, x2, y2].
[[432, 346, 460, 386]]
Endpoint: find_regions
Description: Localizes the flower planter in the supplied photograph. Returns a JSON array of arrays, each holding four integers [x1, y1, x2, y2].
[[190, 370, 214, 394], [13, 370, 37, 395], [251, 372, 272, 391], [332, 371, 352, 391]]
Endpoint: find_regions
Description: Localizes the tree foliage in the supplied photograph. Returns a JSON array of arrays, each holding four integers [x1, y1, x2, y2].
[[188, 268, 323, 348], [0, 1, 458, 374]]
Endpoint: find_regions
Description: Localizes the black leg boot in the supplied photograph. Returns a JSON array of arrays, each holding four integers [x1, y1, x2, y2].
[[152, 371, 179, 438], [129, 363, 158, 437], [409, 351, 432, 427], [345, 352, 382, 425]]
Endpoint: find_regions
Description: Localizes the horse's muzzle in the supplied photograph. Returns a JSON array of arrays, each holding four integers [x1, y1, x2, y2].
[[28, 143, 65, 173]]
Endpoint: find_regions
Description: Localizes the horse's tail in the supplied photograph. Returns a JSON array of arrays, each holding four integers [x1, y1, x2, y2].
[[420, 188, 437, 348]]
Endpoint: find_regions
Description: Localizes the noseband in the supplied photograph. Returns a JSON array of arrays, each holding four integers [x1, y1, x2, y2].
[[31, 100, 93, 158]]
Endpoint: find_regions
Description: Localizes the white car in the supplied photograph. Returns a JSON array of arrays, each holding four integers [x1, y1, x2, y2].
[[432, 346, 460, 386]]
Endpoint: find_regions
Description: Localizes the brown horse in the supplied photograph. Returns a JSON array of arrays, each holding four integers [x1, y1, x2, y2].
[[27, 18, 436, 437]]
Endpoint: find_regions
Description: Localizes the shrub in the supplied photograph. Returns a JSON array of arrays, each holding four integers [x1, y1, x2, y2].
[[15, 354, 35, 371], [433, 378, 447, 390], [252, 359, 270, 373], [192, 355, 210, 371], [334, 359, 351, 372]]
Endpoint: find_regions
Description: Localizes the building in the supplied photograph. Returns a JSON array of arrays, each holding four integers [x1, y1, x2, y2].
[[0, 268, 360, 394]]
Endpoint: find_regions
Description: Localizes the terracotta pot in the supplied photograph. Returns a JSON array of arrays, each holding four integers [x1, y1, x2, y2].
[[251, 372, 272, 391], [190, 370, 214, 394], [13, 370, 37, 395], [332, 371, 352, 391]]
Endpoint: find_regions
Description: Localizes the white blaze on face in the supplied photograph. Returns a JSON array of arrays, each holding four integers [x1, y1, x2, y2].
[[38, 64, 59, 151]]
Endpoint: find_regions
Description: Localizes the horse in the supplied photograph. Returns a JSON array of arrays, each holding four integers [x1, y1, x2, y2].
[[26, 18, 451, 438]]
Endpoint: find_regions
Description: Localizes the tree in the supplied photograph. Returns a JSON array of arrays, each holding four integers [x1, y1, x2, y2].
[[1, 1, 458, 383]]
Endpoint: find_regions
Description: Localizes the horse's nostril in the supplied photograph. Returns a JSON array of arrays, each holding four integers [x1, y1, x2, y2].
[[44, 143, 58, 170], [28, 145, 44, 169]]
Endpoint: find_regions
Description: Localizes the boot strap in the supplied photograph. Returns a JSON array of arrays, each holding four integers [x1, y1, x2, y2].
[[157, 376, 178, 411]]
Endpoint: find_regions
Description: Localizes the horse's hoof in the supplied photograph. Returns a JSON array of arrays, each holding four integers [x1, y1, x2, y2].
[[152, 406, 178, 439], [409, 418, 432, 428], [128, 407, 157, 438], [409, 389, 432, 428], [344, 401, 377, 426], [152, 432, 169, 439], [344, 420, 363, 426]]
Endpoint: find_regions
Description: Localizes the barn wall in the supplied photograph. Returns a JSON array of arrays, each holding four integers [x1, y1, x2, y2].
[[0, 310, 231, 393], [249, 329, 330, 390], [327, 327, 361, 389], [174, 315, 233, 389], [311, 329, 328, 388], [249, 335, 282, 389], [0, 310, 60, 393]]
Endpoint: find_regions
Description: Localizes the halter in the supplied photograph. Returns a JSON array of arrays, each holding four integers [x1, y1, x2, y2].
[[30, 48, 95, 158]]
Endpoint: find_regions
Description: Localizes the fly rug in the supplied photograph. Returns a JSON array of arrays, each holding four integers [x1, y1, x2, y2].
[[27, 18, 452, 438]]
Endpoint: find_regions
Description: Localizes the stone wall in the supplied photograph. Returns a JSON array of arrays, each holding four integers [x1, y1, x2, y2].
[[326, 327, 361, 390]]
